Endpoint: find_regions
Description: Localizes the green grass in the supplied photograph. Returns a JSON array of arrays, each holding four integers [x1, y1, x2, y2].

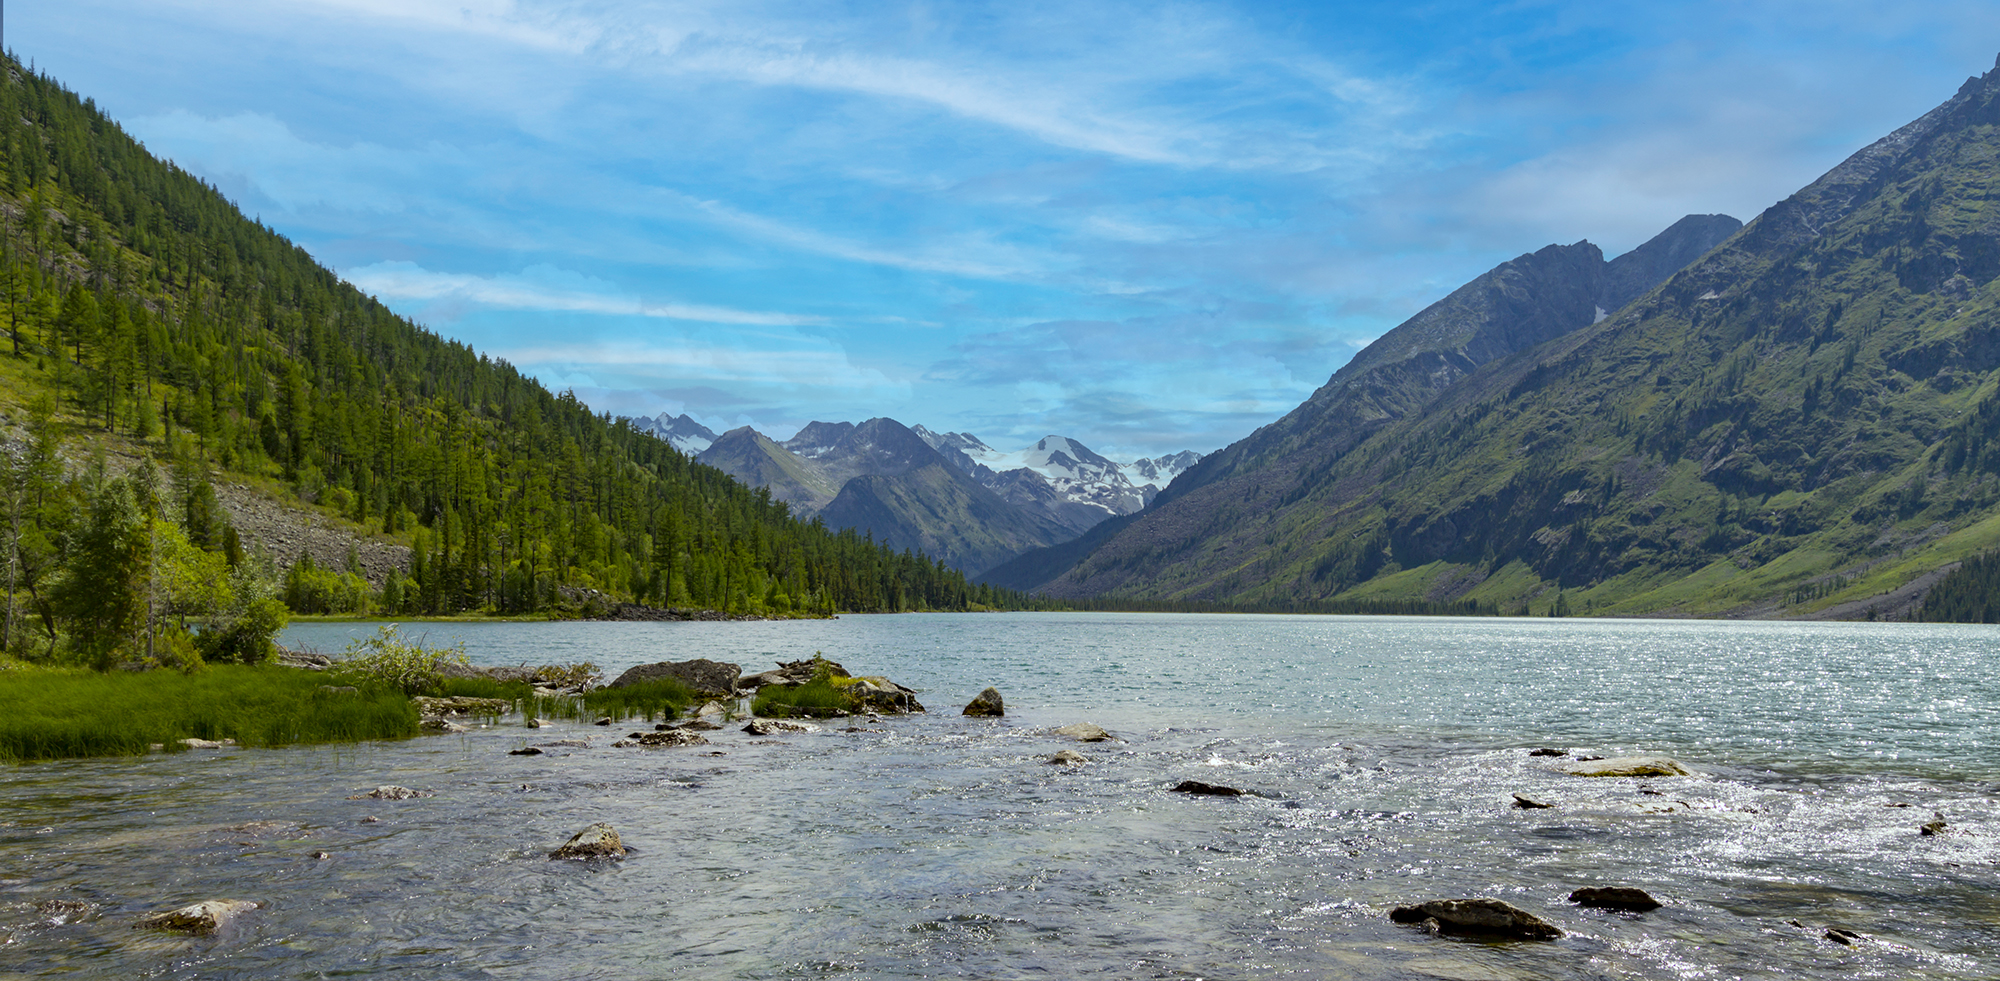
[[433, 676, 534, 701], [752, 678, 857, 718], [538, 678, 698, 723], [0, 665, 420, 762]]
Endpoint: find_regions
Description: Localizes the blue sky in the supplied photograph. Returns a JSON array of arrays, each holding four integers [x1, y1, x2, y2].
[[18, 2, 2000, 458]]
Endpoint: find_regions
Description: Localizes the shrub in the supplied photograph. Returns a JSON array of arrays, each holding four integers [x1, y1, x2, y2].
[[335, 624, 469, 695]]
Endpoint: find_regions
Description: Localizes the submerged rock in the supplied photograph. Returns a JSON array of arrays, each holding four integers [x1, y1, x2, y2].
[[1171, 780, 1245, 797], [177, 738, 236, 749], [742, 719, 820, 735], [1048, 749, 1088, 765], [1528, 747, 1567, 757], [1921, 817, 1948, 836], [422, 718, 468, 733], [525, 717, 547, 729], [348, 785, 433, 800], [1825, 928, 1863, 945], [549, 822, 624, 860], [136, 899, 260, 935], [613, 730, 711, 748], [1569, 886, 1662, 911], [1389, 898, 1561, 940], [962, 687, 1005, 717], [1560, 756, 1691, 778], [609, 659, 741, 697], [508, 747, 544, 756], [1511, 793, 1555, 809], [1055, 723, 1114, 742]]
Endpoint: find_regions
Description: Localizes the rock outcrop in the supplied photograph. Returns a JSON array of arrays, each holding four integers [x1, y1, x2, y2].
[[136, 899, 260, 935], [613, 730, 711, 748], [609, 658, 742, 697], [1054, 723, 1113, 742], [1560, 756, 1692, 778], [1569, 886, 1662, 911], [1389, 898, 1562, 940], [549, 823, 624, 860], [743, 719, 821, 735], [962, 687, 1005, 717]]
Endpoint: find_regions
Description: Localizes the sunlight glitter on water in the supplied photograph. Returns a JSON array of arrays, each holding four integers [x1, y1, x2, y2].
[[1, 614, 1996, 979]]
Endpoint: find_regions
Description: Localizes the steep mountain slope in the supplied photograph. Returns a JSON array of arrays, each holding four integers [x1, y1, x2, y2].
[[1153, 214, 1739, 513], [696, 417, 1077, 573], [1045, 55, 2000, 618], [817, 462, 1075, 574], [625, 412, 717, 455], [698, 427, 839, 513], [0, 58, 1015, 621]]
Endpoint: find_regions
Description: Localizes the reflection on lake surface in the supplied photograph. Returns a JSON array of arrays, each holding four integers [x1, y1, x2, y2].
[[3, 613, 1996, 979]]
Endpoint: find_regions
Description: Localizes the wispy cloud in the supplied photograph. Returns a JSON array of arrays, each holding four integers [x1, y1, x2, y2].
[[344, 262, 829, 326]]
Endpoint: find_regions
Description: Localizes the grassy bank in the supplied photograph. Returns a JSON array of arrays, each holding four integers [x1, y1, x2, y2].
[[0, 666, 420, 762]]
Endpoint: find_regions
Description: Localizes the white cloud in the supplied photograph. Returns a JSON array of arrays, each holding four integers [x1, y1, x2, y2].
[[343, 261, 829, 327]]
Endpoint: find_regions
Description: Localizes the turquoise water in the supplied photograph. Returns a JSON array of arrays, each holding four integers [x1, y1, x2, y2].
[[2, 613, 1995, 979]]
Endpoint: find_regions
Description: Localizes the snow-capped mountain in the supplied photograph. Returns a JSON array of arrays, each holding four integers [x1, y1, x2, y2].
[[624, 413, 718, 455], [912, 428, 1205, 525]]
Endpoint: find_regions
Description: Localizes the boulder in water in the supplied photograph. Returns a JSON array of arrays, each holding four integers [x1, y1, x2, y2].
[[1511, 793, 1555, 809], [549, 822, 624, 860], [962, 687, 1005, 717], [1389, 898, 1561, 940], [1171, 780, 1245, 797], [1560, 756, 1691, 778], [1569, 886, 1662, 911], [1049, 749, 1088, 765], [348, 785, 433, 800], [609, 659, 741, 697], [613, 730, 711, 748], [1055, 723, 1114, 742], [137, 899, 260, 935], [742, 719, 821, 735]]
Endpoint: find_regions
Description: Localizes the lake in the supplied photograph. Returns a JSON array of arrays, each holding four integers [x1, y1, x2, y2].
[[2, 613, 1995, 979]]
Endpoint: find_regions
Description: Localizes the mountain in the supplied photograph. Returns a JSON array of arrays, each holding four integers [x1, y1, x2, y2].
[[911, 426, 1205, 529], [818, 461, 1075, 575], [695, 417, 1075, 573], [698, 427, 840, 513], [625, 412, 717, 455], [0, 58, 1019, 623], [1038, 54, 2000, 618]]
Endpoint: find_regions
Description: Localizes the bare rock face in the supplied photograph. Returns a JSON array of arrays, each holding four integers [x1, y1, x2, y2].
[[1569, 886, 1662, 912], [962, 687, 1005, 717], [609, 659, 742, 697], [137, 899, 260, 935], [1560, 756, 1691, 778], [612, 730, 711, 748], [550, 822, 625, 860], [1389, 898, 1561, 940]]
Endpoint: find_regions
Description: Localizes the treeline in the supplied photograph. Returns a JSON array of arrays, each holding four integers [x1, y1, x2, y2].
[[1912, 552, 2000, 623], [0, 55, 1030, 661]]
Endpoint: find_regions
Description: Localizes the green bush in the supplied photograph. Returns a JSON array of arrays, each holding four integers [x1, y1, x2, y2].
[[334, 624, 469, 695], [0, 665, 419, 762]]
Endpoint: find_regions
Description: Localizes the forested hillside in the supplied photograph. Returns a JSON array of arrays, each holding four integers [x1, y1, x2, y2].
[[0, 57, 1024, 668]]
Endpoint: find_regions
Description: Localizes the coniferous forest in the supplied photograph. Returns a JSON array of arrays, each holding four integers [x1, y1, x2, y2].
[[0, 58, 1041, 667]]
